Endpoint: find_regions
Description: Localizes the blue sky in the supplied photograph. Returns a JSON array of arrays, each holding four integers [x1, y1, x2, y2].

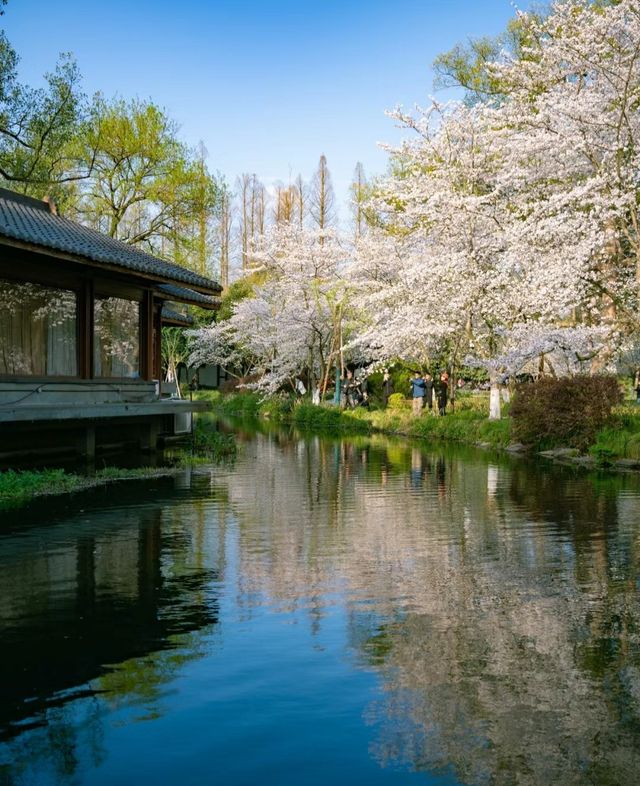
[[4, 0, 528, 216]]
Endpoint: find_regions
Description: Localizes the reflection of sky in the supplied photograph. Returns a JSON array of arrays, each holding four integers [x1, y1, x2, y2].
[[5, 0, 533, 216], [2, 429, 640, 784]]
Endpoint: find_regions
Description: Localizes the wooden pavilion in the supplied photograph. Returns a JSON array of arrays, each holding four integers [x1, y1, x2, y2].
[[0, 188, 220, 460]]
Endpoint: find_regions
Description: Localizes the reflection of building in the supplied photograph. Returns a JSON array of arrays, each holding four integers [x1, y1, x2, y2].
[[0, 188, 220, 459], [0, 480, 220, 743]]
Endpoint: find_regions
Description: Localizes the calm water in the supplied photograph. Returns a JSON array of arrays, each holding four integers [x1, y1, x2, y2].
[[2, 422, 640, 786]]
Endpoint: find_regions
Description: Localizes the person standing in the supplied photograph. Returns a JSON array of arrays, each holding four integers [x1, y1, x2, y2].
[[382, 371, 394, 407], [424, 373, 434, 411], [410, 371, 426, 416], [344, 369, 359, 409], [635, 368, 640, 404], [437, 372, 449, 416], [357, 371, 369, 408]]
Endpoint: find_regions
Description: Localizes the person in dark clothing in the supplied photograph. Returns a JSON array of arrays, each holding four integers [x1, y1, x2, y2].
[[382, 371, 394, 407], [424, 373, 434, 410], [410, 371, 426, 416], [437, 372, 449, 416], [357, 373, 369, 408], [344, 369, 359, 409]]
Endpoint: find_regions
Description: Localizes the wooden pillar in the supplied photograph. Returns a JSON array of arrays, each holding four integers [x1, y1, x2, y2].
[[77, 425, 96, 458], [140, 290, 155, 381], [78, 279, 94, 379], [153, 305, 162, 385], [139, 418, 160, 452]]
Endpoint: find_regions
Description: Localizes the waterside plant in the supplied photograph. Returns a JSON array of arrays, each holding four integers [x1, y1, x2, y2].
[[0, 419, 237, 510]]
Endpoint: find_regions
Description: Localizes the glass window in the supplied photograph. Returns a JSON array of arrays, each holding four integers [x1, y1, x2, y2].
[[94, 297, 140, 378], [0, 280, 77, 376]]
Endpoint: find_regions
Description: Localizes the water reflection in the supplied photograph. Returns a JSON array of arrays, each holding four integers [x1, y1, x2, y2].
[[222, 424, 640, 785], [1, 425, 640, 785], [0, 476, 223, 782]]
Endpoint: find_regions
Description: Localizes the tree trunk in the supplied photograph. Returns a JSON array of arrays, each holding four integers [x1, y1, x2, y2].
[[489, 372, 501, 420]]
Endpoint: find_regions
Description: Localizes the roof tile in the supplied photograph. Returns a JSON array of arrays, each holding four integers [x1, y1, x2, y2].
[[0, 189, 221, 293]]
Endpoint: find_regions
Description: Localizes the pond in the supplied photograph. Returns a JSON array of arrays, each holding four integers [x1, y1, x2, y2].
[[1, 420, 640, 785]]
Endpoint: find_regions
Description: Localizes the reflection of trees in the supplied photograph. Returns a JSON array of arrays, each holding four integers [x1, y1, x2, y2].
[[93, 296, 140, 377], [2, 426, 640, 785], [0, 280, 77, 375], [0, 480, 224, 784], [221, 429, 640, 785]]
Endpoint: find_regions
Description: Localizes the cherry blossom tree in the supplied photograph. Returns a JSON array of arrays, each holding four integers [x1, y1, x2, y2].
[[189, 225, 352, 399], [353, 101, 582, 418], [192, 0, 640, 419], [353, 0, 640, 417], [489, 0, 640, 355]]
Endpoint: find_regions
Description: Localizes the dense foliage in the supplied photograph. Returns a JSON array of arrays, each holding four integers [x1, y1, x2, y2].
[[511, 375, 623, 450]]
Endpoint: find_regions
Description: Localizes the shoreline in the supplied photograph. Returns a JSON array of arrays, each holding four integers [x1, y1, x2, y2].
[[0, 465, 189, 512], [0, 426, 237, 511], [203, 391, 640, 473], [4, 393, 640, 512]]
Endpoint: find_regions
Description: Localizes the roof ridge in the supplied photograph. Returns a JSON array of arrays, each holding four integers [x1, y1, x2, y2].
[[0, 187, 50, 212]]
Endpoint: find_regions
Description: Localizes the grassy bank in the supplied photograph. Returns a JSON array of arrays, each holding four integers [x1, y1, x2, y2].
[[589, 405, 640, 464], [0, 466, 178, 510], [201, 389, 640, 465], [0, 420, 236, 510], [201, 390, 512, 449]]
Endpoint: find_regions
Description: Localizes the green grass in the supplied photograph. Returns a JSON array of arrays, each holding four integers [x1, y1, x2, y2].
[[368, 406, 512, 448], [207, 390, 512, 449], [290, 402, 372, 433], [0, 468, 85, 508], [191, 417, 238, 456], [590, 404, 640, 464], [204, 390, 640, 464], [0, 466, 170, 510], [0, 418, 237, 510]]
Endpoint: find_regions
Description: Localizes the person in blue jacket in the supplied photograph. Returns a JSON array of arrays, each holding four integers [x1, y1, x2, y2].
[[410, 371, 426, 416]]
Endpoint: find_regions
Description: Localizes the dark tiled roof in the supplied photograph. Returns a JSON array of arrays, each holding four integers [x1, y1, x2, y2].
[[0, 188, 221, 294], [156, 283, 220, 308], [161, 305, 194, 326]]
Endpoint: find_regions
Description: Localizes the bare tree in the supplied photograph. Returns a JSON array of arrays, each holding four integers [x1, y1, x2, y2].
[[218, 186, 232, 288], [294, 173, 306, 229], [351, 162, 368, 240], [274, 181, 299, 225], [237, 173, 267, 272], [309, 154, 336, 230]]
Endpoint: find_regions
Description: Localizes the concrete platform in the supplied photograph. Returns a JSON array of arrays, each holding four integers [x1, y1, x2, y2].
[[0, 398, 209, 423]]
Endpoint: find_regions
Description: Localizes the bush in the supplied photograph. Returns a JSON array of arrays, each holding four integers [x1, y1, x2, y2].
[[453, 391, 489, 414], [511, 375, 623, 451], [387, 392, 408, 410]]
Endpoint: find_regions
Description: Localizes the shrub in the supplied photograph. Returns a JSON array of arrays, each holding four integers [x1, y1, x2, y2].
[[387, 392, 408, 410], [291, 403, 371, 433], [452, 392, 489, 414], [511, 375, 623, 451]]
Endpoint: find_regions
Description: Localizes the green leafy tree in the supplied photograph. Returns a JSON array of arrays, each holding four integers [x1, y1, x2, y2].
[[215, 271, 266, 322], [0, 32, 86, 195], [74, 98, 220, 272], [433, 16, 541, 104]]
